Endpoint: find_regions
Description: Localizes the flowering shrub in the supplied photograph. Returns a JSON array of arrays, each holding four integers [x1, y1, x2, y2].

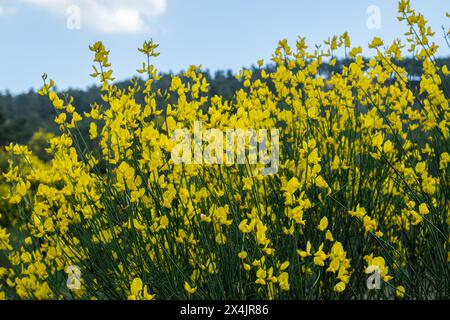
[[0, 147, 49, 227], [0, 0, 448, 300]]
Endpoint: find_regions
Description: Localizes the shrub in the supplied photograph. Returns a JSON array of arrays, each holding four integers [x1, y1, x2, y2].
[[0, 0, 448, 300]]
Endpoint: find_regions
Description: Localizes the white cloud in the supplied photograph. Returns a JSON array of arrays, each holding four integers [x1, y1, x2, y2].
[[0, 6, 17, 16], [22, 0, 167, 33]]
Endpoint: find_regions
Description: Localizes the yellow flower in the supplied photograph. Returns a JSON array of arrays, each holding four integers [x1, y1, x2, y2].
[[238, 251, 248, 260], [215, 233, 227, 245], [291, 206, 306, 225], [418, 203, 429, 215], [297, 241, 312, 258], [89, 122, 98, 139], [243, 177, 253, 191], [286, 177, 300, 195], [334, 281, 346, 293], [238, 219, 253, 233], [0, 227, 12, 251], [315, 175, 329, 189], [317, 216, 328, 232], [256, 268, 267, 280], [327, 258, 341, 273], [313, 244, 327, 266], [325, 230, 334, 241], [184, 282, 197, 295], [128, 278, 155, 300], [349, 205, 366, 219], [383, 140, 394, 154], [369, 37, 384, 48], [396, 286, 406, 298], [129, 278, 143, 299], [159, 216, 169, 230], [363, 215, 377, 233], [372, 132, 384, 149], [278, 272, 290, 291], [415, 162, 426, 174], [280, 261, 290, 271], [364, 255, 392, 282]]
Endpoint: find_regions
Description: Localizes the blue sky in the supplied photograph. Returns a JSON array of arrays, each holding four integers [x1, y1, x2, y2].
[[0, 0, 449, 94]]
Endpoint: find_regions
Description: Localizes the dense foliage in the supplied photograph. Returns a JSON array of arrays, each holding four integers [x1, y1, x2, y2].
[[0, 0, 449, 300], [1, 59, 449, 147]]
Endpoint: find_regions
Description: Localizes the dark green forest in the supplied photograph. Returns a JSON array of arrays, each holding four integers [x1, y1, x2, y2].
[[1, 57, 449, 149]]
